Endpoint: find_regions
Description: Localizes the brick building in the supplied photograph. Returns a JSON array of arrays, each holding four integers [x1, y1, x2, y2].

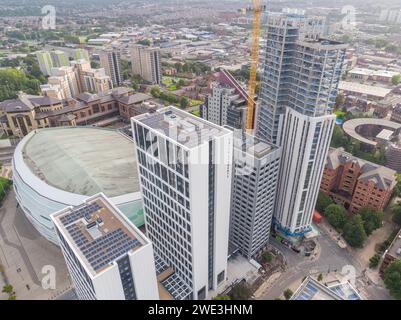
[[379, 228, 401, 274], [0, 88, 154, 138], [321, 148, 396, 213]]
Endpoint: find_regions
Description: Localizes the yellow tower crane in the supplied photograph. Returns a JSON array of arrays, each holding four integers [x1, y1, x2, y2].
[[246, 0, 262, 130]]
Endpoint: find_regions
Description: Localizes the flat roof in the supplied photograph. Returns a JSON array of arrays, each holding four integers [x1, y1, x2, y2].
[[233, 130, 278, 158], [52, 195, 145, 276], [387, 229, 401, 258], [135, 106, 230, 148], [339, 81, 392, 98], [23, 127, 139, 197], [376, 129, 394, 141]]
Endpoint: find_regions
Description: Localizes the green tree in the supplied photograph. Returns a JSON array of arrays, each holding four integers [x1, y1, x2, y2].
[[179, 96, 189, 109], [392, 204, 401, 225], [2, 284, 13, 294], [283, 288, 293, 300], [359, 208, 384, 236], [369, 254, 380, 269], [150, 86, 161, 98], [383, 259, 401, 300], [325, 204, 347, 230], [343, 215, 367, 248], [392, 74, 401, 86], [330, 126, 349, 148], [261, 251, 273, 264], [230, 282, 252, 300], [316, 191, 334, 213], [137, 39, 151, 46], [317, 273, 323, 282]]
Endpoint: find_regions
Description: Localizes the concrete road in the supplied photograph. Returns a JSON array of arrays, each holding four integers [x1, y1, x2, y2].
[[257, 224, 385, 300]]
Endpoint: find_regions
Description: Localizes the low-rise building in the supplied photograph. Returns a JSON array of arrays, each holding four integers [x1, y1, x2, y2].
[[321, 147, 396, 214], [380, 228, 401, 274], [0, 88, 154, 137]]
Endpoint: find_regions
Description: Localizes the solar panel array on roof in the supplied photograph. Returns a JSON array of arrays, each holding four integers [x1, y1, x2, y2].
[[61, 203, 102, 226], [63, 202, 142, 272], [161, 273, 192, 300]]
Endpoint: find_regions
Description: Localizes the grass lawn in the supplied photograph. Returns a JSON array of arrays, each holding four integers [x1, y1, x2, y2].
[[78, 36, 87, 44], [190, 109, 200, 117], [191, 99, 204, 106], [334, 110, 346, 118]]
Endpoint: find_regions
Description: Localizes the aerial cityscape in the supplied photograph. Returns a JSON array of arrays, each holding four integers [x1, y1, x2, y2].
[[1, 0, 401, 305]]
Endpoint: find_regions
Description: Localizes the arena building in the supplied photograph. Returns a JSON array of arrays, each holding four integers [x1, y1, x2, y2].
[[12, 127, 144, 244]]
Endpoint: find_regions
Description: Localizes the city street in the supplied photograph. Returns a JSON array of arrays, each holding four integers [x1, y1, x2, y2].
[[257, 224, 391, 300]]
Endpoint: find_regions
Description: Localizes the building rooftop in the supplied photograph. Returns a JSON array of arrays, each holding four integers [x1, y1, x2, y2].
[[22, 127, 140, 198], [326, 147, 396, 190], [232, 130, 277, 159], [135, 106, 230, 148], [291, 276, 362, 300], [386, 228, 401, 259], [343, 118, 401, 146], [339, 81, 392, 98], [52, 194, 146, 276]]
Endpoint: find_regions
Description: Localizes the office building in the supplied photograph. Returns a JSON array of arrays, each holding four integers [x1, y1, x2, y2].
[[131, 45, 162, 85], [99, 49, 123, 87], [321, 147, 396, 214], [36, 50, 54, 76], [51, 193, 159, 300], [51, 50, 69, 68], [229, 131, 281, 259], [202, 69, 252, 130], [132, 106, 233, 300], [256, 13, 347, 236]]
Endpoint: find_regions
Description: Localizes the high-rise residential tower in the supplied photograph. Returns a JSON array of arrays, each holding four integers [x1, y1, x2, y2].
[[132, 106, 233, 300], [202, 70, 252, 130], [51, 193, 159, 300], [74, 48, 90, 62], [36, 51, 54, 76], [131, 45, 162, 85], [99, 49, 123, 87], [50, 50, 69, 68], [229, 130, 281, 259], [257, 13, 347, 236], [71, 59, 112, 94]]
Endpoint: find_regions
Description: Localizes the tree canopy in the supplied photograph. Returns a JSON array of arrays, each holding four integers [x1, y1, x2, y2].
[[316, 191, 334, 213], [0, 68, 42, 102], [359, 208, 384, 236], [383, 259, 401, 300], [343, 214, 367, 248], [324, 204, 347, 231]]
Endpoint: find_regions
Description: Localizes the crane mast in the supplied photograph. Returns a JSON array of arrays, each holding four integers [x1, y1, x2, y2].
[[246, 0, 262, 130]]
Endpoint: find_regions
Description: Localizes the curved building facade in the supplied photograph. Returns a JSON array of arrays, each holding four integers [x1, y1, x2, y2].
[[12, 127, 143, 244]]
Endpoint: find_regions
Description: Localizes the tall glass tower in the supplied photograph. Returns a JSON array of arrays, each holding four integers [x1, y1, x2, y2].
[[257, 13, 347, 236]]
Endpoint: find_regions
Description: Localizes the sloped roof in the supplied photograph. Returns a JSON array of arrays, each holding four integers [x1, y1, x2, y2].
[[326, 147, 396, 190]]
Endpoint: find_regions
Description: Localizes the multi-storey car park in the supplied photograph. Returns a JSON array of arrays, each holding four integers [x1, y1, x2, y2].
[[12, 127, 144, 244]]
